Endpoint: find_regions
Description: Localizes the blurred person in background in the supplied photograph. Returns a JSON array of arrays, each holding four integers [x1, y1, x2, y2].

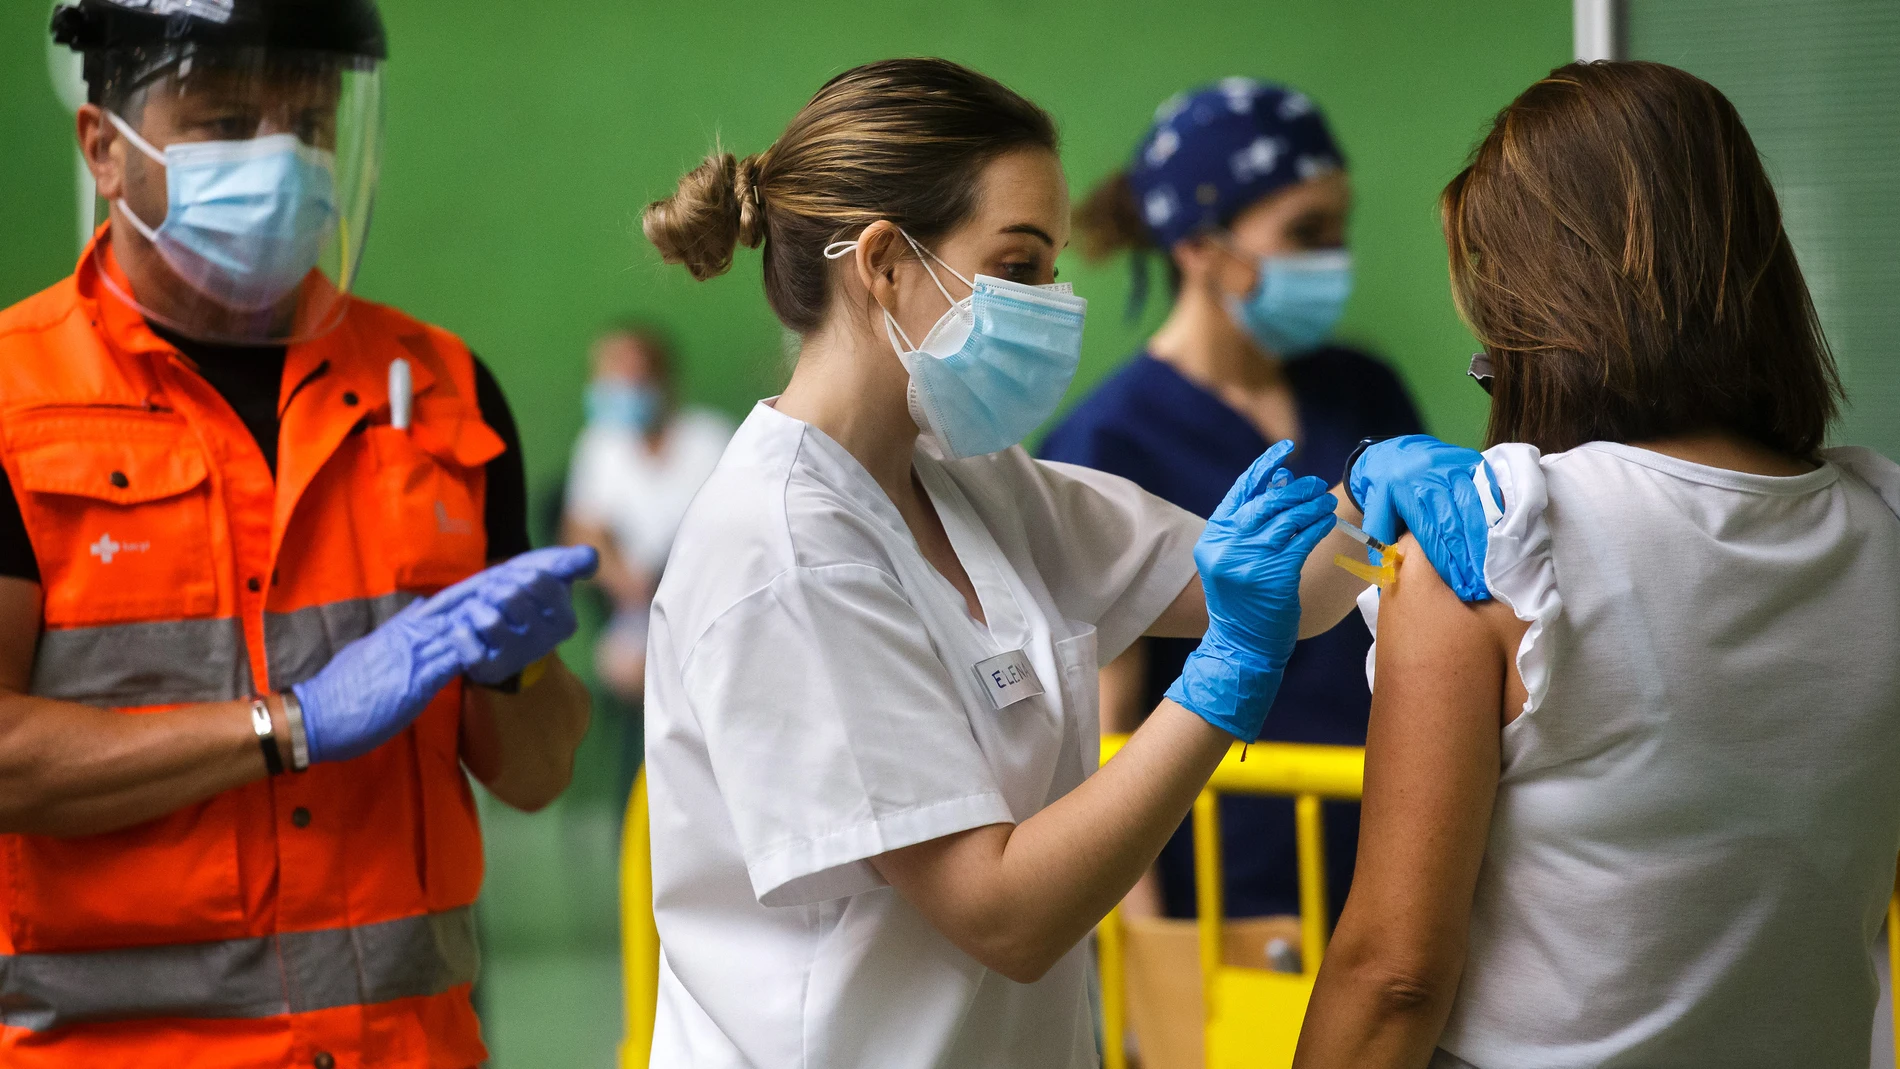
[[563, 324, 732, 706], [1047, 79, 1428, 929], [1044, 78, 1422, 940]]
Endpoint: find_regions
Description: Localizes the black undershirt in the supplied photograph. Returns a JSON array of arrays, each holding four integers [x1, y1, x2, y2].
[[0, 329, 532, 582]]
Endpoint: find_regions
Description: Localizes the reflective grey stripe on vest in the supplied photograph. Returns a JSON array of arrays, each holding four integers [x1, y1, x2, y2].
[[29, 592, 418, 705], [30, 617, 255, 706], [263, 591, 418, 689], [0, 904, 478, 1032]]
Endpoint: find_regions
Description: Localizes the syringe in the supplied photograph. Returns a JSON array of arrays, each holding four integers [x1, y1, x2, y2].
[[1334, 520, 1389, 555], [1331, 520, 1402, 589]]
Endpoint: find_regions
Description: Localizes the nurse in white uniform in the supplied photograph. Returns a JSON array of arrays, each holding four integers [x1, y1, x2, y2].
[[636, 58, 1340, 1069]]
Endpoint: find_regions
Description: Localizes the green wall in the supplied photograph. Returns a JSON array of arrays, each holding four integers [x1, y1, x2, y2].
[[1627, 0, 1900, 458], [2, 0, 1572, 506], [0, 9, 79, 329]]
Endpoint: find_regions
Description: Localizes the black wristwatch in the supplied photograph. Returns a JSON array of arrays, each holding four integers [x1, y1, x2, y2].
[[480, 671, 526, 695], [1341, 437, 1385, 514]]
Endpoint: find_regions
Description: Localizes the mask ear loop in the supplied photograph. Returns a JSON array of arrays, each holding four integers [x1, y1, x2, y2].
[[893, 229, 973, 302], [103, 111, 171, 242], [823, 237, 919, 352], [105, 111, 167, 165], [1206, 230, 1263, 277], [1203, 230, 1273, 322], [824, 228, 968, 354]]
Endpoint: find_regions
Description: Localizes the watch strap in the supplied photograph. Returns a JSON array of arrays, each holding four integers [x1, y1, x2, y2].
[[478, 652, 557, 696], [1341, 436, 1383, 515], [250, 699, 284, 777]]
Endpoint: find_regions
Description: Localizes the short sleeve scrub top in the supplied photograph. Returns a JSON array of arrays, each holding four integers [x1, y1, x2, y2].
[[644, 400, 1204, 1068], [1040, 345, 1425, 919]]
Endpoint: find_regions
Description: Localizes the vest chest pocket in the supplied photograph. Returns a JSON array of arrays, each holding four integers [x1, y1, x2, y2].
[[9, 416, 218, 627], [365, 415, 504, 591]]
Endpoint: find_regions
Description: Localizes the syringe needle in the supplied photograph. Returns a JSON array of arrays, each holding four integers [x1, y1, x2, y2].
[[1336, 520, 1389, 555]]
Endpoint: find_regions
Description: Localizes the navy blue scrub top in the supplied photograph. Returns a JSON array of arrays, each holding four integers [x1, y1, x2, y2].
[[1040, 346, 1424, 920]]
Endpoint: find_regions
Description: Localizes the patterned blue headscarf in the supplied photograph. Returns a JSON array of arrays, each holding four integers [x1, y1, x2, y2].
[[1127, 77, 1346, 249]]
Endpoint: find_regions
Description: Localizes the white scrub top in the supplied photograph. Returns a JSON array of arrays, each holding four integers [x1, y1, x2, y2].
[[645, 401, 1203, 1069]]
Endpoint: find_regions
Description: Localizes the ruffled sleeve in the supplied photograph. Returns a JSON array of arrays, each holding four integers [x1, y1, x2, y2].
[[1481, 444, 1561, 720], [1355, 443, 1561, 720], [1355, 583, 1382, 693], [1823, 446, 1900, 520]]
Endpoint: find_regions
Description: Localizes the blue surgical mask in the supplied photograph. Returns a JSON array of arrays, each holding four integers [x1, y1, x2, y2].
[[825, 231, 1087, 459], [1225, 248, 1353, 356], [108, 111, 338, 313], [586, 380, 665, 434]]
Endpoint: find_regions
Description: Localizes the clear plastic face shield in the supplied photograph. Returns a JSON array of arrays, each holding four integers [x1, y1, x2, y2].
[[95, 45, 382, 345]]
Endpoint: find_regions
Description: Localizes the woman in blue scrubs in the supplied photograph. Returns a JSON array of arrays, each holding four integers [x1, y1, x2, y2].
[[1042, 78, 1424, 923]]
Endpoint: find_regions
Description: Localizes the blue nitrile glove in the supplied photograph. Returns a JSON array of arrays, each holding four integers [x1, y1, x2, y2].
[[1166, 440, 1338, 743], [291, 590, 497, 764], [291, 545, 598, 763], [451, 545, 598, 686], [1348, 434, 1495, 602]]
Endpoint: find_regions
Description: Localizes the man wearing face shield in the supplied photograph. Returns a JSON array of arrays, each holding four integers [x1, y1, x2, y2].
[[0, 2, 595, 1064]]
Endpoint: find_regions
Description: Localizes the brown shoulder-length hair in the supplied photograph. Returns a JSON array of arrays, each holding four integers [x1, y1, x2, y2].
[[1443, 60, 1841, 458]]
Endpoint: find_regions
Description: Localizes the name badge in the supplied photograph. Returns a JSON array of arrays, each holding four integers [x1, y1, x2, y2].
[[974, 648, 1044, 710]]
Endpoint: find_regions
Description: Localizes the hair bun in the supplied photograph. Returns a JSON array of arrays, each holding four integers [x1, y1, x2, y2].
[[643, 151, 766, 281], [733, 155, 767, 250]]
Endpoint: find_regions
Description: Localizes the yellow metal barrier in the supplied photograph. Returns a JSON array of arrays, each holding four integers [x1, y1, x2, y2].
[[1892, 873, 1900, 1069], [1096, 734, 1364, 1069], [618, 749, 1900, 1069], [619, 767, 659, 1069]]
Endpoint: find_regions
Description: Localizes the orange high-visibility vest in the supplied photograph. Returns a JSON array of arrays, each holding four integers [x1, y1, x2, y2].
[[0, 231, 504, 1068]]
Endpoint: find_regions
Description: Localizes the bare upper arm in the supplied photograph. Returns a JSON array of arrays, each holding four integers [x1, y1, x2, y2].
[[869, 823, 1021, 968], [870, 822, 1012, 906], [1145, 574, 1207, 639], [1328, 534, 1519, 976], [1098, 641, 1149, 736], [0, 577, 42, 693]]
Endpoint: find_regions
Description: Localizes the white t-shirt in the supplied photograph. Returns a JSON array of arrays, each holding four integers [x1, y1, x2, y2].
[[644, 401, 1203, 1069], [1361, 441, 1900, 1069], [564, 407, 734, 574]]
